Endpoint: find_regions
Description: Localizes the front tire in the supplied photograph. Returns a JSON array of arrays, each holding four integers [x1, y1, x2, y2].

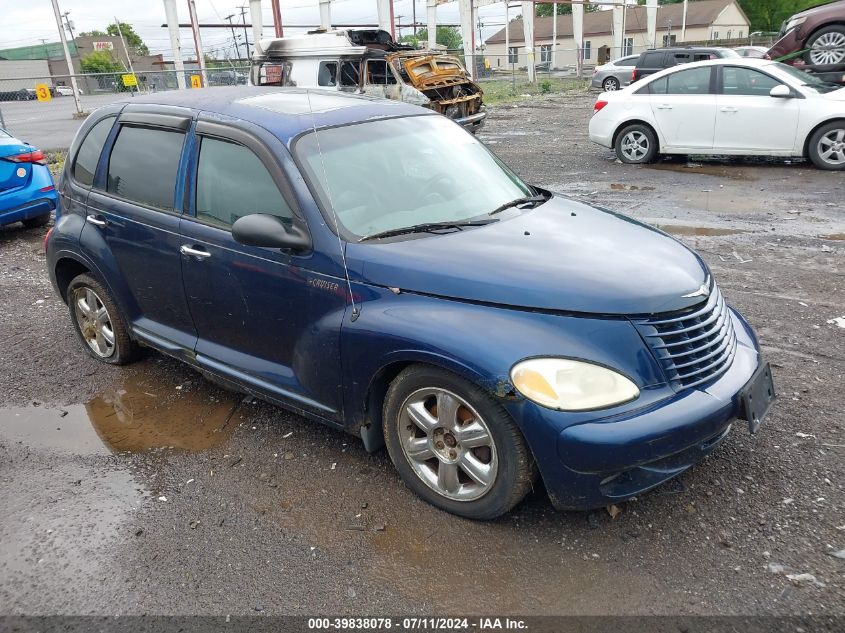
[[615, 123, 659, 164], [22, 213, 50, 229], [67, 273, 138, 364], [382, 365, 536, 520], [807, 121, 845, 171], [804, 25, 845, 65]]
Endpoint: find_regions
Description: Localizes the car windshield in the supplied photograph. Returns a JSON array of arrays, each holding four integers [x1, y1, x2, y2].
[[774, 62, 842, 94], [295, 115, 533, 239]]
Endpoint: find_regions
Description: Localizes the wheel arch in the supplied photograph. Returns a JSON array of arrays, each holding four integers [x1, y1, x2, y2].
[[54, 256, 92, 304], [358, 353, 509, 453], [612, 119, 661, 152], [803, 117, 845, 158], [805, 20, 845, 43]]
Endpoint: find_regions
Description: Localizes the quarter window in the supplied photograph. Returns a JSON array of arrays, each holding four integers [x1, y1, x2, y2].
[[106, 125, 185, 210], [195, 137, 292, 229], [73, 117, 114, 186], [665, 66, 712, 94], [721, 66, 782, 96]]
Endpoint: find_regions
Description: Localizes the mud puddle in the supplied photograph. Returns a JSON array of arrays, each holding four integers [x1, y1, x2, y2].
[[0, 372, 240, 455], [819, 233, 845, 241], [656, 224, 750, 237], [648, 161, 759, 181]]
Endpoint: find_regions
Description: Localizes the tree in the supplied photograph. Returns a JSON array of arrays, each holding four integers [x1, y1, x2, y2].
[[737, 0, 827, 33], [400, 26, 463, 50], [106, 22, 149, 56], [78, 29, 107, 37], [80, 50, 123, 74], [535, 3, 599, 17]]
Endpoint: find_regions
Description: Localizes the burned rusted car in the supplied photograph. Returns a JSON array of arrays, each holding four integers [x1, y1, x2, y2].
[[250, 29, 487, 133]]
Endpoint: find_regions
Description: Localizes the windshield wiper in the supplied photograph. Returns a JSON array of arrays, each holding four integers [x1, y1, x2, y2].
[[489, 194, 547, 216], [359, 219, 495, 242]]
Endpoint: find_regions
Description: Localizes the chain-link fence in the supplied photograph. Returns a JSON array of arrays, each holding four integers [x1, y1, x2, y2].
[[0, 66, 252, 103]]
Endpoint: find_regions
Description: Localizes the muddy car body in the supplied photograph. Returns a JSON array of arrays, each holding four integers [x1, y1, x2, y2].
[[250, 29, 486, 133]]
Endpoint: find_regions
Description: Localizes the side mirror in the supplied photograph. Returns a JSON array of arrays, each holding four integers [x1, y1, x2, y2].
[[769, 84, 793, 98], [232, 213, 311, 252]]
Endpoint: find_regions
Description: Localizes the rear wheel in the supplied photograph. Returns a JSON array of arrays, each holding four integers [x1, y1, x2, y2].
[[67, 274, 138, 364], [805, 25, 845, 65], [602, 76, 620, 91], [382, 365, 536, 520], [22, 213, 50, 229], [615, 123, 659, 164], [808, 121, 845, 171]]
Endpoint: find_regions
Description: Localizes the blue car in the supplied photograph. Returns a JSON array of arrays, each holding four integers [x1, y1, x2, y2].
[[46, 88, 775, 519], [0, 128, 58, 229]]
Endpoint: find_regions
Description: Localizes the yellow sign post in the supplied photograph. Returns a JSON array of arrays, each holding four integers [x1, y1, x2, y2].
[[190, 75, 202, 89], [121, 74, 138, 88], [35, 84, 52, 102]]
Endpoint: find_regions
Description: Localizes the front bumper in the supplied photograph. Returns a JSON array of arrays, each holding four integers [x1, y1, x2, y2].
[[455, 109, 487, 133], [512, 308, 764, 510], [767, 29, 802, 62]]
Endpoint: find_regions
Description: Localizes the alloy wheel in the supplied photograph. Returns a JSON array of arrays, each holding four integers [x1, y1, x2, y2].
[[810, 32, 845, 65], [621, 130, 649, 161], [73, 286, 116, 358], [398, 388, 498, 502], [817, 128, 845, 167], [603, 78, 619, 91]]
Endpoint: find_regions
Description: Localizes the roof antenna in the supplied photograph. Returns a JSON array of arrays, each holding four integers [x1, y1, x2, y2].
[[303, 89, 360, 321]]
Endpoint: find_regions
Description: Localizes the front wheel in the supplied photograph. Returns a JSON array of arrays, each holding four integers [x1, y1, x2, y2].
[[807, 121, 845, 171], [615, 123, 659, 164], [382, 365, 537, 520]]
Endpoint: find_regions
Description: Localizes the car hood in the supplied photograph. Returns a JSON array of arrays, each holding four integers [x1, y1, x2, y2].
[[792, 0, 844, 21], [824, 86, 845, 100], [345, 196, 709, 315]]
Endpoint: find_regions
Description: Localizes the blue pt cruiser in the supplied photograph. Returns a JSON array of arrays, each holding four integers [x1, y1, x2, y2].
[[46, 88, 775, 519]]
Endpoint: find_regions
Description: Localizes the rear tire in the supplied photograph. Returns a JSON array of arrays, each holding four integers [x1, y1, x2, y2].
[[22, 213, 50, 229], [602, 76, 620, 91], [804, 25, 845, 66], [807, 121, 845, 171], [615, 123, 659, 164], [67, 273, 139, 365], [382, 364, 537, 520]]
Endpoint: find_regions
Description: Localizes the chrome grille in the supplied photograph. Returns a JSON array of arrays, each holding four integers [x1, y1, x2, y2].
[[634, 284, 737, 390]]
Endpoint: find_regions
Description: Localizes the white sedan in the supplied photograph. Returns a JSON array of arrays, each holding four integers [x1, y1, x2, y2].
[[589, 58, 845, 170]]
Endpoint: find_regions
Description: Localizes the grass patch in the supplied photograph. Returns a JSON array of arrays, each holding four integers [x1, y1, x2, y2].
[[480, 76, 590, 105], [45, 150, 66, 179]]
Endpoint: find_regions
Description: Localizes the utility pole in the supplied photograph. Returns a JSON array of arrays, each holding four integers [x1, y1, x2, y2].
[[226, 15, 242, 60], [187, 0, 208, 85], [271, 0, 283, 37], [61, 11, 77, 69], [552, 2, 557, 70], [239, 5, 251, 59], [412, 0, 417, 36], [114, 17, 138, 94], [163, 0, 186, 89], [50, 0, 82, 114]]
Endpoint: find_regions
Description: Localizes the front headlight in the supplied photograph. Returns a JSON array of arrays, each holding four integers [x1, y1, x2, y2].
[[510, 358, 640, 411], [784, 16, 807, 33]]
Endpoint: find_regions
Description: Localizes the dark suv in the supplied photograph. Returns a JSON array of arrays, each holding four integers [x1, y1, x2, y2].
[[631, 47, 740, 82]]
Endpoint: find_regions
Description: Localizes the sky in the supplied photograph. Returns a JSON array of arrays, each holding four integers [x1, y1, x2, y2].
[[0, 0, 536, 59], [0, 0, 556, 60]]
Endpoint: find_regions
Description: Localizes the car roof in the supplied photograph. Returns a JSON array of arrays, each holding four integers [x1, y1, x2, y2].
[[115, 86, 430, 144], [631, 57, 781, 84]]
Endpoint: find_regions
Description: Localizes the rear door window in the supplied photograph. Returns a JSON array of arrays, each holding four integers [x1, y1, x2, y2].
[[640, 52, 664, 67], [73, 117, 115, 186], [318, 61, 337, 86], [195, 136, 293, 229], [665, 67, 713, 94], [339, 61, 359, 87], [106, 126, 185, 211], [670, 52, 691, 65]]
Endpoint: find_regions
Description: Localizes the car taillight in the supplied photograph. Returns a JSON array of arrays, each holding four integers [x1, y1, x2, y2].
[[631, 68, 637, 82], [594, 100, 608, 114], [4, 150, 47, 165], [43, 227, 53, 252]]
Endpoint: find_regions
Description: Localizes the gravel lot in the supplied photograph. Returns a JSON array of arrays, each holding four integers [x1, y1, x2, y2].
[[0, 92, 843, 618]]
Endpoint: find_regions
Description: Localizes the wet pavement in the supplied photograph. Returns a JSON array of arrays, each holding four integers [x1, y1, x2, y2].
[[0, 92, 843, 618]]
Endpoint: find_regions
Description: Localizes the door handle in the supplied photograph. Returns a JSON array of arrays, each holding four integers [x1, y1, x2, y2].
[[180, 245, 212, 259], [720, 107, 738, 113], [655, 104, 673, 110], [86, 214, 107, 227]]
